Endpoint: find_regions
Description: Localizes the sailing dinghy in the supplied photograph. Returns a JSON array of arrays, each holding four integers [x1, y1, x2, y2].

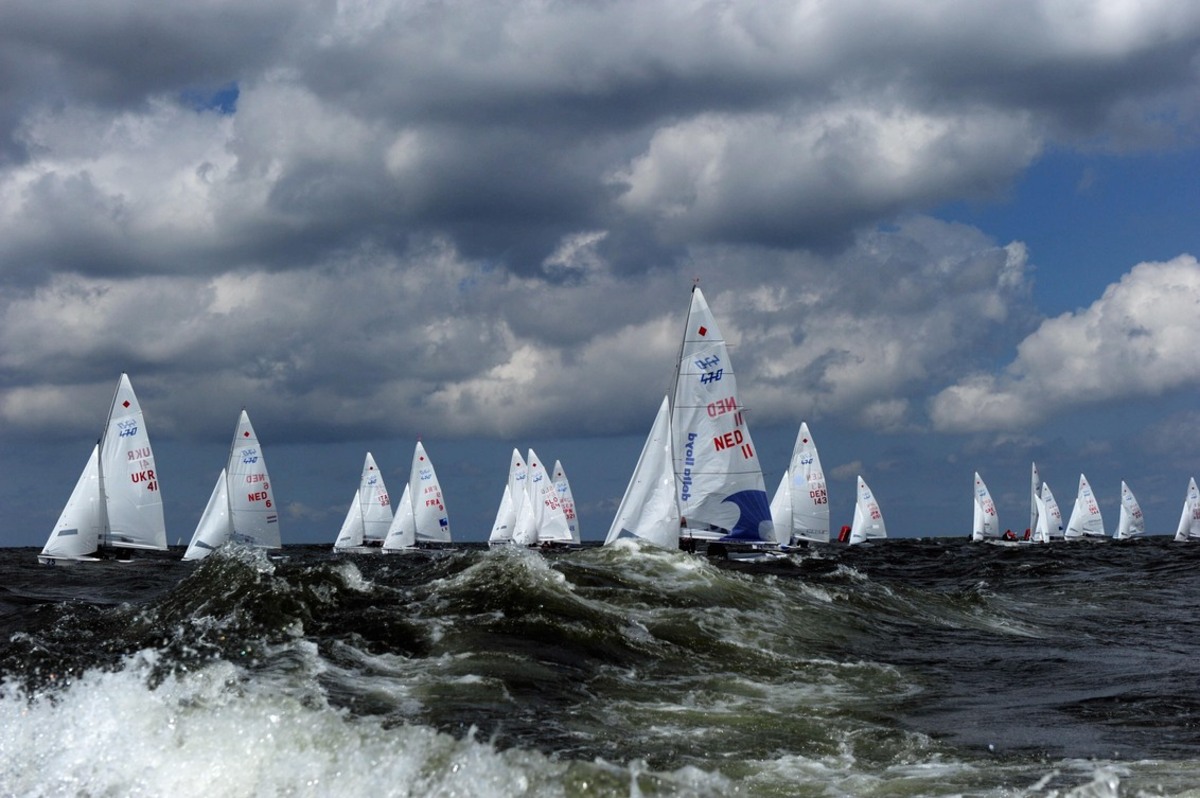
[[770, 422, 830, 547], [670, 285, 775, 556], [513, 449, 574, 547], [1033, 481, 1065, 543], [1064, 473, 1106, 540], [383, 440, 450, 552], [332, 453, 393, 553], [847, 476, 886, 545], [552, 460, 581, 544], [971, 472, 1000, 542], [1114, 480, 1145, 540], [1173, 478, 1200, 542], [183, 409, 280, 561], [40, 373, 168, 564]]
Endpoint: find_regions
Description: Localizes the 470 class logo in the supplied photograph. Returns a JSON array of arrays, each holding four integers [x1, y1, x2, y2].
[[117, 419, 139, 438]]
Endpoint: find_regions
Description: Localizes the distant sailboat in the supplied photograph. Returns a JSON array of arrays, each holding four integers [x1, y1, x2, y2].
[[333, 453, 393, 553], [183, 409, 280, 561], [1114, 480, 1145, 540], [552, 460, 581, 544], [970, 472, 1000, 542], [604, 396, 680, 549], [1064, 473, 1105, 540], [671, 285, 774, 551], [1036, 481, 1065, 542], [770, 422, 830, 545], [383, 440, 450, 552], [1173, 478, 1200, 542], [847, 476, 886, 545], [40, 373, 167, 564], [381, 483, 416, 552], [515, 449, 573, 546]]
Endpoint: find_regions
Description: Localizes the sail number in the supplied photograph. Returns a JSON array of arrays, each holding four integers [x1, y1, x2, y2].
[[809, 487, 828, 505]]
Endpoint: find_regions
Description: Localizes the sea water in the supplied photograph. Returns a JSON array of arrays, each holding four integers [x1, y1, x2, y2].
[[1, 538, 1200, 796]]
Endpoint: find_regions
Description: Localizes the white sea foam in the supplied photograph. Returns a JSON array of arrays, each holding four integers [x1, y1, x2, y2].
[[0, 650, 730, 797]]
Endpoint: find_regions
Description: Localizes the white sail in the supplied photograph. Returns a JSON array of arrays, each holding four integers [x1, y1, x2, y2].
[[40, 444, 104, 562], [1040, 481, 1065, 541], [772, 422, 829, 545], [382, 484, 416, 551], [411, 441, 451, 543], [1064, 473, 1105, 539], [848, 476, 886, 545], [1173, 477, 1200, 541], [768, 470, 791, 543], [971, 472, 999, 542], [40, 373, 166, 563], [489, 450, 527, 545], [488, 485, 516, 545], [100, 373, 167, 551], [1030, 462, 1041, 539], [552, 460, 581, 544], [526, 449, 572, 544], [226, 410, 280, 549], [512, 482, 539, 546], [183, 468, 231, 560], [333, 490, 366, 550], [1032, 490, 1051, 544], [1114, 480, 1145, 540], [605, 396, 680, 549], [359, 452, 393, 543], [670, 286, 773, 543]]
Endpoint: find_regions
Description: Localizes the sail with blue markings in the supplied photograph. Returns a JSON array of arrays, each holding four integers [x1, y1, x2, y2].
[[670, 286, 773, 544]]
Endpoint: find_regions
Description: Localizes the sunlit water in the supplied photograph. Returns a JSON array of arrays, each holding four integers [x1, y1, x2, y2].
[[2, 537, 1199, 796]]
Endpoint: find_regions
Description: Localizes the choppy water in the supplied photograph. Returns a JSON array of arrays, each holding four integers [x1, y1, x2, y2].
[[2, 537, 1200, 796]]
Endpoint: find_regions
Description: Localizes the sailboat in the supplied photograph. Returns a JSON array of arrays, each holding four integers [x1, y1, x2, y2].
[[769, 422, 830, 546], [970, 472, 1000, 542], [1113, 480, 1145, 540], [40, 373, 168, 565], [605, 396, 681, 549], [488, 449, 526, 547], [1173, 477, 1200, 542], [183, 409, 280, 561], [513, 449, 573, 547], [671, 285, 774, 555], [552, 460, 581, 544], [1034, 481, 1065, 542], [332, 453, 393, 553], [381, 483, 416, 552], [383, 440, 450, 552], [847, 475, 886, 545], [1064, 473, 1105, 540]]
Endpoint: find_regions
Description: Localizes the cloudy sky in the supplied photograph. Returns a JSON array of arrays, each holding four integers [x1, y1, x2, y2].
[[4, 0, 1200, 546]]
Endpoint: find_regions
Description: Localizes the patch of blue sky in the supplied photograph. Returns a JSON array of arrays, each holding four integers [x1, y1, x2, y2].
[[180, 82, 239, 115], [934, 147, 1200, 318]]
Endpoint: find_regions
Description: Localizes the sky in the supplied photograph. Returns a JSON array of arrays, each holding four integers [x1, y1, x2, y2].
[[3, 0, 1200, 546]]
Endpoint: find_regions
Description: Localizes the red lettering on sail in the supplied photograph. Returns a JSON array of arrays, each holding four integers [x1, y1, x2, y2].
[[706, 397, 738, 418], [713, 429, 745, 451]]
